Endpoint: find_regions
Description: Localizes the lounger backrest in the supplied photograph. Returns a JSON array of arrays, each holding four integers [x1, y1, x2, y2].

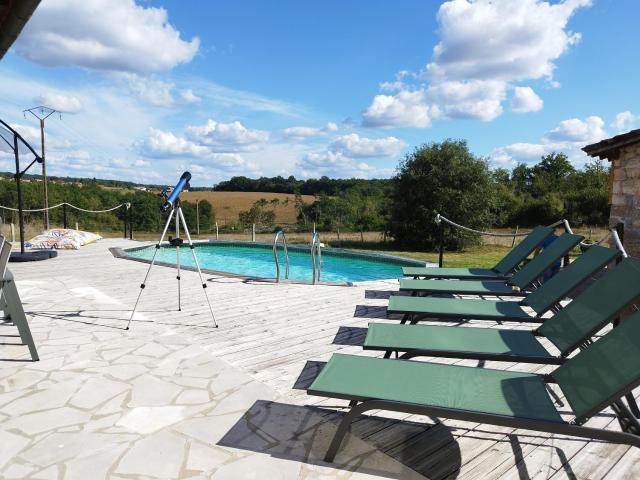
[[523, 245, 621, 315], [493, 226, 553, 274], [553, 309, 640, 424], [509, 233, 583, 290], [537, 256, 640, 356], [0, 239, 11, 280]]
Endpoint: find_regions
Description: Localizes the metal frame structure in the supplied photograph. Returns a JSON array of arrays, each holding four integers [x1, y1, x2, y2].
[[126, 199, 217, 330], [272, 229, 289, 283], [311, 232, 322, 284], [0, 119, 43, 256], [312, 389, 640, 463]]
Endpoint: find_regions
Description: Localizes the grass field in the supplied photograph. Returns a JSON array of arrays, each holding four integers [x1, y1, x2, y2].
[[181, 191, 315, 225]]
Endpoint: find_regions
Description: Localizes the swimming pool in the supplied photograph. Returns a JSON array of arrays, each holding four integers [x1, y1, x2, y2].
[[122, 241, 428, 284]]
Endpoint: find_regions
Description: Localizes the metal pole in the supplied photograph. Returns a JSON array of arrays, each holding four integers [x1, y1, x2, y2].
[[511, 225, 519, 248], [126, 208, 175, 330], [129, 204, 133, 240], [178, 207, 217, 328], [40, 118, 49, 230], [215, 222, 219, 240], [123, 209, 127, 238], [176, 204, 181, 311], [24, 107, 59, 231], [63, 203, 68, 229], [438, 221, 445, 268], [13, 136, 25, 254], [252, 223, 256, 242]]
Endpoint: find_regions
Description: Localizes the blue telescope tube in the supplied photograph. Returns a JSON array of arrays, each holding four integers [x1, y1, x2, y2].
[[161, 171, 191, 212]]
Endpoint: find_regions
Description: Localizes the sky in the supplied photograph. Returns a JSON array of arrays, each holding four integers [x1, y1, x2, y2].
[[0, 0, 638, 187]]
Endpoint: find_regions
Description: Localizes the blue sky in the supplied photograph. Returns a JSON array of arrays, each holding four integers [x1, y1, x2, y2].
[[0, 0, 638, 186]]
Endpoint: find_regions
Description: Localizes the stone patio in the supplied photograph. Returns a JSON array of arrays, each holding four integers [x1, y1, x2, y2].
[[0, 238, 638, 479]]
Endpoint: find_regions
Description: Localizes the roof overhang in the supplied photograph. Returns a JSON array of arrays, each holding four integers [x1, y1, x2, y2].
[[0, 0, 41, 60], [583, 128, 640, 162]]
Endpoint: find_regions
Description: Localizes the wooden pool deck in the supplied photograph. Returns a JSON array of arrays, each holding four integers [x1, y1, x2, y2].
[[0, 238, 638, 479]]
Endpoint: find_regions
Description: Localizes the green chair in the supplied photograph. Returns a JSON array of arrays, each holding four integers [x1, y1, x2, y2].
[[400, 232, 584, 297], [0, 237, 39, 361], [387, 245, 626, 324], [309, 310, 640, 462], [365, 250, 635, 364], [403, 225, 553, 280]]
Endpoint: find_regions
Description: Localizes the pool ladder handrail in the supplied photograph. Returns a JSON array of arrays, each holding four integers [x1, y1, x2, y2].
[[311, 232, 322, 284], [273, 229, 289, 283]]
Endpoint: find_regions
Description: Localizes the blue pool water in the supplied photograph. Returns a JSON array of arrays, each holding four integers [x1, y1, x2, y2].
[[125, 242, 424, 283]]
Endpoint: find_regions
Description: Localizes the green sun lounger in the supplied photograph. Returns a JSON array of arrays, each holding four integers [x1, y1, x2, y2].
[[309, 311, 640, 462], [0, 237, 39, 361], [402, 225, 553, 280], [400, 232, 583, 297], [365, 251, 636, 364], [388, 245, 625, 324]]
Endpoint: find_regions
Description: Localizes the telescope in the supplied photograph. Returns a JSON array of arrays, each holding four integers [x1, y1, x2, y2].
[[161, 171, 191, 212]]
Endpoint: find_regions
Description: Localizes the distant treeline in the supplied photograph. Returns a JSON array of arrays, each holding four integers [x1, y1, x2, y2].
[[213, 175, 391, 196], [0, 178, 213, 234]]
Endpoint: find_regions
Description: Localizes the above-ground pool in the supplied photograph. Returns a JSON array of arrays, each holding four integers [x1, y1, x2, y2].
[[122, 241, 427, 284]]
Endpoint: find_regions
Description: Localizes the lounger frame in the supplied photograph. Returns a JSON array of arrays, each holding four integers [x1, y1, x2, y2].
[[310, 379, 640, 462]]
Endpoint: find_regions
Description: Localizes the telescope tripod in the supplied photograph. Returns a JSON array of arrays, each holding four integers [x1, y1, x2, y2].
[[126, 201, 218, 330]]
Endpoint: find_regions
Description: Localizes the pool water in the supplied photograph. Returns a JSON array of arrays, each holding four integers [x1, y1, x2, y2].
[[125, 242, 424, 284]]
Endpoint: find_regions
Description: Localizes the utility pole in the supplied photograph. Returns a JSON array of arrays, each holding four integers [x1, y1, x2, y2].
[[23, 106, 61, 230]]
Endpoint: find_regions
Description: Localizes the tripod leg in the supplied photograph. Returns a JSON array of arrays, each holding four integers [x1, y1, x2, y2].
[[176, 209, 181, 311], [178, 207, 218, 328], [126, 208, 175, 330]]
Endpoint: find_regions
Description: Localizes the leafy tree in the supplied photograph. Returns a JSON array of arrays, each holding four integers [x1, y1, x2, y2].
[[389, 139, 494, 250]]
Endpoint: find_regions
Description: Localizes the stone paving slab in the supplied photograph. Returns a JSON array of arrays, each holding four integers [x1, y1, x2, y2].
[[0, 240, 426, 479]]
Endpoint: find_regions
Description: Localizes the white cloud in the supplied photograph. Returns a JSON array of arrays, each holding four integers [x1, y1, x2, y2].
[[427, 0, 589, 82], [118, 74, 177, 108], [140, 128, 210, 158], [362, 0, 590, 128], [427, 79, 506, 121], [297, 151, 378, 179], [329, 134, 405, 158], [282, 122, 338, 139], [510, 87, 543, 113], [490, 113, 610, 167], [15, 0, 199, 74], [546, 116, 607, 143], [362, 90, 435, 128], [185, 119, 269, 151], [611, 111, 638, 132], [180, 89, 201, 104], [34, 92, 84, 113], [137, 128, 259, 173]]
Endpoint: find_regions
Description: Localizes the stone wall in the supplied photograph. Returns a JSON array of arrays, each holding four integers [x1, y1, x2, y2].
[[610, 143, 640, 256]]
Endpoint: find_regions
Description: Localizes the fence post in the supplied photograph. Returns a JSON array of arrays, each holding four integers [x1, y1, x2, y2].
[[129, 204, 133, 240], [252, 223, 256, 242], [511, 225, 519, 248], [215, 222, 219, 240], [10, 223, 15, 242], [75, 221, 79, 231], [196, 201, 200, 235], [313, 222, 316, 234], [63, 203, 68, 229], [438, 221, 445, 268]]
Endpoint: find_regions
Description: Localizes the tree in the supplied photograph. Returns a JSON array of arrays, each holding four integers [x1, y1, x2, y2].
[[389, 139, 495, 250]]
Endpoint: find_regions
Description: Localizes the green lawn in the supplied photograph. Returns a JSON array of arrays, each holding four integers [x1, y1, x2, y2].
[[383, 245, 512, 268]]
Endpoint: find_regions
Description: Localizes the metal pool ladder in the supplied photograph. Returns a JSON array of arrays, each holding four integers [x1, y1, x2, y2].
[[273, 229, 289, 282], [311, 232, 322, 284]]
